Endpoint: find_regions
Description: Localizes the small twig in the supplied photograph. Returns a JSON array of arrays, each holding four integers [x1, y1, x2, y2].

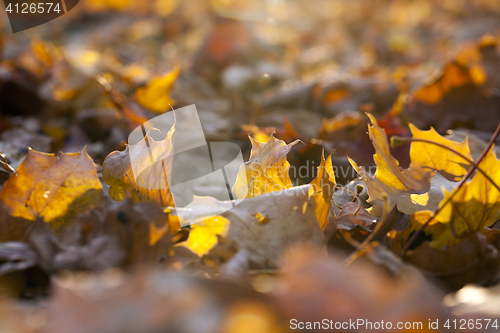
[[401, 122, 500, 255]]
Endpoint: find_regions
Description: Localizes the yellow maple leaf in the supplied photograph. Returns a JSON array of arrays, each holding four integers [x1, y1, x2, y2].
[[233, 134, 300, 199], [389, 146, 500, 251], [350, 114, 434, 216], [180, 216, 230, 256], [368, 114, 432, 192], [0, 148, 102, 231], [428, 146, 500, 248], [135, 67, 179, 113], [309, 152, 336, 230], [408, 124, 472, 180]]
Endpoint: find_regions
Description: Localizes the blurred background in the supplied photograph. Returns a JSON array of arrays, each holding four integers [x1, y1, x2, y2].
[[1, 1, 500, 332]]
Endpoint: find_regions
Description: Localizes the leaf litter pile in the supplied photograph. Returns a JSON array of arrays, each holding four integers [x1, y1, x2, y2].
[[1, 0, 500, 332]]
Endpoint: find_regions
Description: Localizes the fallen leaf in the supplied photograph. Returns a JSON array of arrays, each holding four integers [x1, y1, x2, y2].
[[309, 152, 336, 230], [233, 134, 300, 199], [135, 67, 179, 113], [173, 185, 324, 266], [318, 110, 365, 136], [349, 114, 461, 216], [426, 146, 500, 249], [366, 113, 432, 193], [0, 148, 102, 233], [408, 124, 472, 180], [58, 196, 172, 269], [404, 232, 500, 290], [334, 202, 375, 231], [102, 127, 175, 207], [225, 185, 325, 265], [179, 215, 230, 256], [414, 62, 477, 104], [407, 38, 500, 133]]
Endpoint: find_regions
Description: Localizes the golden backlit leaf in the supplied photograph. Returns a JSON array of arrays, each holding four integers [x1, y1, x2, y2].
[[102, 127, 175, 207], [0, 148, 102, 231], [179, 215, 230, 256], [427, 146, 500, 248], [240, 124, 271, 143], [414, 62, 482, 104], [323, 88, 349, 104], [368, 114, 432, 192], [389, 146, 500, 250], [135, 67, 179, 113], [233, 134, 300, 199], [409, 124, 472, 180], [309, 152, 336, 230], [318, 111, 364, 135], [350, 114, 434, 216]]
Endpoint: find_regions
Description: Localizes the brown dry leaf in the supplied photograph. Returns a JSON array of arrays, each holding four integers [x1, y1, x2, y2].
[[309, 152, 336, 230], [0, 148, 102, 232], [327, 202, 375, 249], [56, 196, 172, 270], [334, 202, 375, 231], [96, 198, 172, 266], [135, 67, 179, 113], [404, 232, 500, 290], [102, 127, 175, 207], [233, 134, 300, 199]]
